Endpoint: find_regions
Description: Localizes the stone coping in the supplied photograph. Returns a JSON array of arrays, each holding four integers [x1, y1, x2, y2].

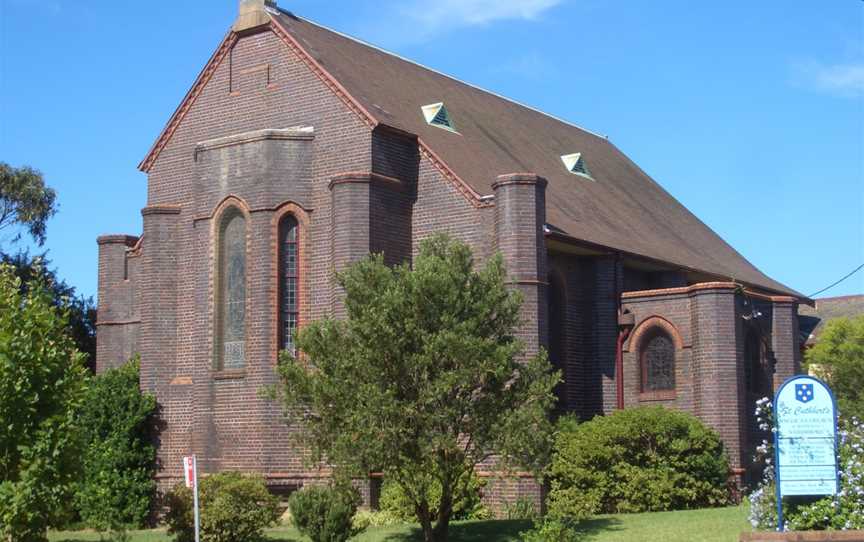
[[623, 282, 797, 304], [195, 127, 315, 154]]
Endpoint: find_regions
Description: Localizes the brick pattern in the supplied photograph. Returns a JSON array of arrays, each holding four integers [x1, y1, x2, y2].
[[481, 474, 546, 518], [96, 235, 141, 372], [621, 294, 698, 416], [592, 257, 621, 414], [550, 256, 585, 415], [492, 174, 548, 358], [772, 300, 801, 389], [412, 150, 492, 261], [330, 175, 371, 315]]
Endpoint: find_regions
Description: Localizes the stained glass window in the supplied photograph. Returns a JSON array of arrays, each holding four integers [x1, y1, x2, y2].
[[217, 209, 246, 369], [279, 215, 299, 355], [641, 331, 675, 391]]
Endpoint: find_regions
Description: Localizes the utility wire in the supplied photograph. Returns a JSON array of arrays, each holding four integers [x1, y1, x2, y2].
[[808, 263, 864, 298]]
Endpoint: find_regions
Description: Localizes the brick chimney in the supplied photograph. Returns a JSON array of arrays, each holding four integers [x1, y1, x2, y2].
[[234, 0, 276, 32]]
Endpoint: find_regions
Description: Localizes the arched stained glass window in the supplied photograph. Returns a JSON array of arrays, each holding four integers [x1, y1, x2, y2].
[[216, 208, 246, 369], [279, 215, 299, 355], [641, 330, 675, 391]]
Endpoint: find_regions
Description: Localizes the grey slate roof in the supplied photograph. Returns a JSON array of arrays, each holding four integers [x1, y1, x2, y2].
[[271, 12, 802, 298]]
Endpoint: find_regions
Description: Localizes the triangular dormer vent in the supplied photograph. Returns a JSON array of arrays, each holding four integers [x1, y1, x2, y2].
[[421, 102, 457, 132], [561, 153, 593, 180]]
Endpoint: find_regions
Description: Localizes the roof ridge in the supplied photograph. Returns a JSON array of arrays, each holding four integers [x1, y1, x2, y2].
[[279, 8, 610, 142]]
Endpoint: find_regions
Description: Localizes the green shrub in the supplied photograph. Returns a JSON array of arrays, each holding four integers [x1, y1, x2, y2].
[[75, 357, 157, 530], [288, 485, 362, 542], [351, 509, 402, 530], [520, 517, 580, 542], [548, 407, 731, 517], [805, 316, 864, 420], [0, 264, 89, 542], [379, 471, 490, 522], [165, 472, 279, 542], [503, 496, 539, 520]]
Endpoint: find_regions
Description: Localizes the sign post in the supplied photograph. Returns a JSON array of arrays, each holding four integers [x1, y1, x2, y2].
[[773, 375, 839, 532], [183, 455, 200, 542]]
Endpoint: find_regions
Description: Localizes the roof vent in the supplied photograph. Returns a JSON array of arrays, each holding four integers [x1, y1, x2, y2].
[[421, 102, 457, 132], [561, 153, 593, 180]]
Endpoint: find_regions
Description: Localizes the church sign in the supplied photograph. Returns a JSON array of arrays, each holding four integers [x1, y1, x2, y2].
[[773, 375, 839, 531]]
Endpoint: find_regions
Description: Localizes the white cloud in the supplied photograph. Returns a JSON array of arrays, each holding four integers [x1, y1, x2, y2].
[[794, 61, 864, 98], [400, 0, 563, 35]]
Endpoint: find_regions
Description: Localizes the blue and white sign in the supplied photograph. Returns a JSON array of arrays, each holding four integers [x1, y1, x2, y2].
[[774, 376, 839, 497], [773, 375, 839, 530]]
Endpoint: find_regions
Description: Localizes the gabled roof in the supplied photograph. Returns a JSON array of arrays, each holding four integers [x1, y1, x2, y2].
[[140, 8, 804, 299], [271, 12, 802, 298]]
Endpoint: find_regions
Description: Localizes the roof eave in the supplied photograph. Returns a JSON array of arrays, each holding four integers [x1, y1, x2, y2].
[[544, 230, 813, 305]]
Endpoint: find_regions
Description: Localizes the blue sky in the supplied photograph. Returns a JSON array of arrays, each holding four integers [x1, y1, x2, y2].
[[1, 0, 862, 300]]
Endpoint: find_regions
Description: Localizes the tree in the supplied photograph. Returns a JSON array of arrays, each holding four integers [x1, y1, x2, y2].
[[276, 234, 560, 542], [75, 357, 157, 531], [0, 163, 57, 247], [0, 264, 88, 542], [805, 315, 864, 420], [0, 165, 93, 366], [0, 252, 96, 368]]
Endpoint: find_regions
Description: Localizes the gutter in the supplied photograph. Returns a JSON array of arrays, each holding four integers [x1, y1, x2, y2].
[[544, 230, 813, 307]]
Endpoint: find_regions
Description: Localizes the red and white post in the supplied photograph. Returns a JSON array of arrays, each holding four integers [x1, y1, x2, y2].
[[183, 455, 200, 542]]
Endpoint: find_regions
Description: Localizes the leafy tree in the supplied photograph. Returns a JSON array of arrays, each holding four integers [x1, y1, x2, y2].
[[0, 251, 96, 367], [0, 163, 56, 247], [75, 357, 157, 531], [0, 264, 88, 542], [276, 234, 559, 542], [0, 163, 92, 366], [805, 315, 864, 420], [378, 473, 489, 522]]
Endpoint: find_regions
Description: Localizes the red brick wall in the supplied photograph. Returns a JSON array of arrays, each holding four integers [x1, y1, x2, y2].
[[620, 284, 801, 482], [622, 286, 745, 469], [138, 26, 376, 491], [98, 22, 508, 500], [96, 235, 141, 372]]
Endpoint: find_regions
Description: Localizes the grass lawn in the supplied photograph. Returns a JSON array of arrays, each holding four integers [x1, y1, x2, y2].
[[578, 504, 750, 542], [49, 503, 750, 541]]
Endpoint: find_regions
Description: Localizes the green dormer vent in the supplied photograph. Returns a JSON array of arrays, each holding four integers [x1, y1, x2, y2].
[[561, 153, 593, 180], [421, 102, 457, 132]]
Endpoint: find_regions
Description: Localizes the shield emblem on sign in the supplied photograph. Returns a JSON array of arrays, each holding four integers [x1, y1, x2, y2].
[[795, 383, 814, 403]]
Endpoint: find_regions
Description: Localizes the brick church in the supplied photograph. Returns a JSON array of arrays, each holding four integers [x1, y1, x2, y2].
[[96, 0, 806, 506]]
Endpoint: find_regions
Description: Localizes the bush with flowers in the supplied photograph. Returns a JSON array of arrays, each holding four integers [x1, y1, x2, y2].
[[748, 397, 864, 531]]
